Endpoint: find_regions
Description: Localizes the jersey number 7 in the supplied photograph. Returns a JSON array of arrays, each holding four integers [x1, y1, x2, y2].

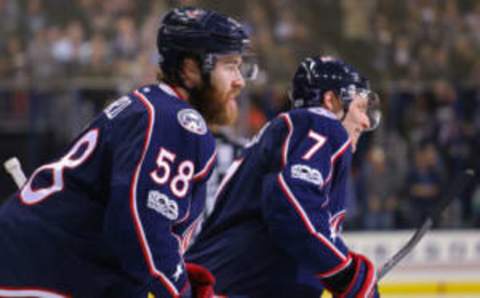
[[302, 130, 327, 160]]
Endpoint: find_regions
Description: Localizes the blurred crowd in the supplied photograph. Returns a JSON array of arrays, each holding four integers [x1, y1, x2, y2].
[[1, 0, 480, 229]]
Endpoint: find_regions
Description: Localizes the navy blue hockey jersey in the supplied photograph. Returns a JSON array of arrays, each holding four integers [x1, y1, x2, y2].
[[186, 107, 353, 298], [203, 131, 245, 224], [0, 83, 216, 298], [188, 130, 245, 249]]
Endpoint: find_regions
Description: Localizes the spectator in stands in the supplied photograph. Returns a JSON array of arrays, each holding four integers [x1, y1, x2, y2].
[[362, 146, 398, 229], [0, 0, 479, 228], [405, 143, 445, 227]]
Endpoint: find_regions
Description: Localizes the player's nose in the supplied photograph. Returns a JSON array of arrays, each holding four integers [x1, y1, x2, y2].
[[233, 73, 245, 89], [360, 114, 370, 130]]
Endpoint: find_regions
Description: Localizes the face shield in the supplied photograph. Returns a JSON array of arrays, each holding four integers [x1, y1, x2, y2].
[[239, 54, 258, 81], [340, 86, 382, 131], [203, 52, 258, 81]]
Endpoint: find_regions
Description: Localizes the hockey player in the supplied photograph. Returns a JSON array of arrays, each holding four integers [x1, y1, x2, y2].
[[186, 56, 382, 298], [0, 7, 252, 298]]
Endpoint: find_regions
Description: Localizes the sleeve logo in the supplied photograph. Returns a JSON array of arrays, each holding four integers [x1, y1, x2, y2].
[[147, 190, 179, 220], [104, 96, 132, 119], [177, 109, 207, 135], [291, 164, 324, 187]]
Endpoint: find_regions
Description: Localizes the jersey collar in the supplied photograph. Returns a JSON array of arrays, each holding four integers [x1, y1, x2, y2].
[[308, 107, 339, 121], [158, 82, 187, 101]]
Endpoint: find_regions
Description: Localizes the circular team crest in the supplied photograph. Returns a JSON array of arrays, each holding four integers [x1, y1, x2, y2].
[[177, 109, 208, 135]]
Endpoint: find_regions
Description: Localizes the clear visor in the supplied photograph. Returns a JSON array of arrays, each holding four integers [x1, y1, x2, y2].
[[206, 53, 258, 81], [341, 87, 382, 131], [239, 56, 258, 81]]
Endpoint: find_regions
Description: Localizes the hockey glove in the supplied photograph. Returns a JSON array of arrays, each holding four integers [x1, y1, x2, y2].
[[186, 262, 216, 298], [322, 252, 379, 298]]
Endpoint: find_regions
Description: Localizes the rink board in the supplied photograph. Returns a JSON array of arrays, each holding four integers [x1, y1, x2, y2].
[[330, 230, 480, 297]]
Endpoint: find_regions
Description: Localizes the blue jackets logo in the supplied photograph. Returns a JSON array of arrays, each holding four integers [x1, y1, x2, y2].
[[147, 190, 178, 220], [291, 164, 324, 187], [177, 109, 207, 135]]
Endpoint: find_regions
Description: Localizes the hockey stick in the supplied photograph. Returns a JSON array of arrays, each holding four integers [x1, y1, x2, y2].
[[3, 157, 27, 189], [377, 168, 476, 280]]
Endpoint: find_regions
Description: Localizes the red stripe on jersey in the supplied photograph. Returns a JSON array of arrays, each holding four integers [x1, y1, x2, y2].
[[356, 256, 377, 298], [324, 138, 351, 186], [316, 256, 352, 278], [330, 210, 346, 231], [158, 82, 186, 101], [131, 90, 179, 297], [193, 150, 217, 181], [320, 139, 351, 207], [340, 254, 377, 298], [277, 173, 347, 262], [209, 158, 244, 209], [171, 85, 187, 101], [280, 113, 294, 167]]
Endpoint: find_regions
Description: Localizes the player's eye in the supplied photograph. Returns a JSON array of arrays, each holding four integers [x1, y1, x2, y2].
[[357, 101, 367, 112], [225, 63, 240, 71]]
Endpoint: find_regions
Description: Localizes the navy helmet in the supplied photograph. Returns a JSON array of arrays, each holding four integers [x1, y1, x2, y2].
[[290, 56, 381, 130], [157, 7, 255, 82]]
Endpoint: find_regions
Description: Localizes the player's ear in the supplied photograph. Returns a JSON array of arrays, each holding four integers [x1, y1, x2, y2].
[[180, 58, 202, 88], [323, 91, 341, 112]]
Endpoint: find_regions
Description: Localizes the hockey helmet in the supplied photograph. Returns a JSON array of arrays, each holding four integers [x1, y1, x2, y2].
[[157, 7, 256, 81], [290, 56, 381, 131]]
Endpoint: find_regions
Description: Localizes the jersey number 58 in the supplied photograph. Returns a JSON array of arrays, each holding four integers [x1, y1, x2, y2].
[[150, 147, 194, 198]]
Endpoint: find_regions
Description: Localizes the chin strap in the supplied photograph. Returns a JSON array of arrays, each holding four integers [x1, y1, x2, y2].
[[339, 98, 352, 123]]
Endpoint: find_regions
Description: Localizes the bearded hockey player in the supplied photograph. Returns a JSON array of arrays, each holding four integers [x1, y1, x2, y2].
[[0, 7, 253, 298]]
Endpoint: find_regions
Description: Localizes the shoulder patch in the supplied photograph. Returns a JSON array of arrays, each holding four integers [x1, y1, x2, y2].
[[177, 109, 208, 135]]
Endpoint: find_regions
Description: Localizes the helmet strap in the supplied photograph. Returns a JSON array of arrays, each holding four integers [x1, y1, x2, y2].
[[339, 99, 352, 123], [166, 54, 210, 98], [183, 59, 213, 113]]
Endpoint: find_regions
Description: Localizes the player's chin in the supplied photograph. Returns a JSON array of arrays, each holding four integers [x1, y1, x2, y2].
[[351, 143, 357, 153], [210, 100, 239, 126], [225, 99, 239, 122], [350, 133, 361, 153]]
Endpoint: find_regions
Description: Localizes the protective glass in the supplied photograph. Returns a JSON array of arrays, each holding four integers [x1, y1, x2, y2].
[[239, 56, 258, 81], [341, 87, 382, 131], [205, 53, 258, 81]]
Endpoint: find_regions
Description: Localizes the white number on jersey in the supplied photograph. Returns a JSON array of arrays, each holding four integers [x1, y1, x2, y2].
[[150, 147, 194, 198], [20, 129, 99, 205], [302, 130, 327, 160]]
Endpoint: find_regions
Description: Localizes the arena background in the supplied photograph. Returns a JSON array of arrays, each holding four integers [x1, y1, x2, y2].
[[0, 0, 479, 296]]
